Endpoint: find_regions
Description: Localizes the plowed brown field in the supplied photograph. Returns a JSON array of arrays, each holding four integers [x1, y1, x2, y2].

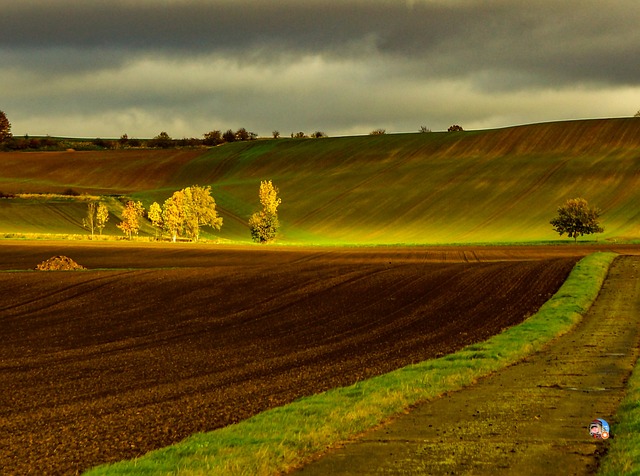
[[0, 242, 634, 475]]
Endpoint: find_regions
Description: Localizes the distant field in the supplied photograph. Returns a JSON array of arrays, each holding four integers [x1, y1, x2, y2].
[[1, 118, 639, 244]]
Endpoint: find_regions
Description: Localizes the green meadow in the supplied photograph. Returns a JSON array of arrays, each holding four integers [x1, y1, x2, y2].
[[1, 117, 639, 244]]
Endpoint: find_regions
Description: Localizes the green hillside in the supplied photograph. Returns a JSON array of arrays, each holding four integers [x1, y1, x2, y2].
[[1, 118, 639, 244]]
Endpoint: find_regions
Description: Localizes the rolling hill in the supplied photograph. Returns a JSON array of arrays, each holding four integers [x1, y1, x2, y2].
[[1, 118, 639, 244]]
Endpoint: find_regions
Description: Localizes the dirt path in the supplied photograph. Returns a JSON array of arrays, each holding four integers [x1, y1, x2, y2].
[[294, 255, 640, 475]]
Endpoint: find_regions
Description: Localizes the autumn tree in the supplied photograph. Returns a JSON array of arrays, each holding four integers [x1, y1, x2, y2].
[[183, 185, 223, 241], [96, 202, 109, 235], [161, 186, 222, 242], [117, 200, 145, 240], [162, 191, 186, 242], [0, 110, 12, 143], [249, 180, 281, 243], [82, 202, 98, 238], [550, 198, 604, 242], [148, 201, 163, 240]]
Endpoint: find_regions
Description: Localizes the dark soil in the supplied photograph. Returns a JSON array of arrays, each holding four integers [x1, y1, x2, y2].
[[0, 242, 630, 475]]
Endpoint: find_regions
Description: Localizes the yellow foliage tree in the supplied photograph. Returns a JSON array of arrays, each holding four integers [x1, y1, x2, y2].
[[96, 202, 109, 235], [116, 200, 144, 240], [249, 180, 281, 243], [162, 186, 222, 242], [148, 201, 163, 240]]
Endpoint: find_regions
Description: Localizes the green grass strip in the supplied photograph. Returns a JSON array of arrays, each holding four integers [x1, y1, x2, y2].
[[597, 356, 640, 474], [85, 252, 617, 476]]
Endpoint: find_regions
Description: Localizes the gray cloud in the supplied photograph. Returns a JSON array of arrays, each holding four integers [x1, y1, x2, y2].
[[1, 0, 639, 137], [3, 0, 639, 86]]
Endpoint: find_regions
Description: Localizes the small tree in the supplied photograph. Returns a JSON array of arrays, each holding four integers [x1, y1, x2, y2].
[[0, 110, 12, 143], [148, 201, 163, 240], [369, 129, 386, 135], [634, 110, 640, 118], [82, 202, 98, 238], [96, 202, 109, 235], [235, 128, 250, 141], [249, 180, 281, 243], [550, 198, 604, 242], [272, 130, 281, 139], [117, 200, 145, 240], [223, 129, 236, 143], [203, 130, 223, 146], [448, 124, 464, 132], [150, 132, 173, 148]]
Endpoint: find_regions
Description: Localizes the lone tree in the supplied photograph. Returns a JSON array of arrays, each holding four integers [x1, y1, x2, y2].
[[550, 198, 604, 242], [249, 180, 281, 243], [0, 110, 12, 143], [117, 200, 145, 240]]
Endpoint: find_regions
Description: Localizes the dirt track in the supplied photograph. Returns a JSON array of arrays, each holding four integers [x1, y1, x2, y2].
[[295, 256, 640, 475], [0, 242, 636, 475]]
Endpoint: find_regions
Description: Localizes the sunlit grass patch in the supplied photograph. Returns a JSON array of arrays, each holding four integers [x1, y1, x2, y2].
[[597, 352, 640, 475]]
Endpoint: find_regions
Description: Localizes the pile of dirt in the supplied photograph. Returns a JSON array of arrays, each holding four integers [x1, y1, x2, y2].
[[35, 255, 87, 271]]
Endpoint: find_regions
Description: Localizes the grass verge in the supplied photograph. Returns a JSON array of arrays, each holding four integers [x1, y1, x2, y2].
[[597, 355, 640, 474], [85, 252, 617, 476]]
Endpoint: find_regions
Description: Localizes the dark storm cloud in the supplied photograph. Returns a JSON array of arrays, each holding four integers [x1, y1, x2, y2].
[[2, 0, 639, 88], [2, 1, 639, 137]]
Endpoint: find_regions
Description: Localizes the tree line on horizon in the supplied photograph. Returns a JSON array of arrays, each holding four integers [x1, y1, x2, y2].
[[0, 110, 332, 151]]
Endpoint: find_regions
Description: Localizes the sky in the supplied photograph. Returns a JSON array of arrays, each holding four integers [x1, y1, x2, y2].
[[1, 0, 639, 138]]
